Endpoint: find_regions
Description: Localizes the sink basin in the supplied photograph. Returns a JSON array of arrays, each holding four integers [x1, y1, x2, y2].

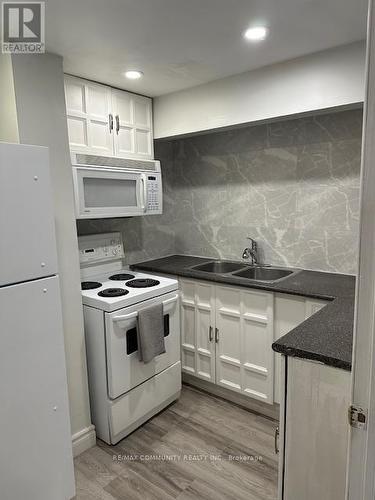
[[233, 267, 294, 282], [189, 259, 299, 283], [191, 260, 247, 274]]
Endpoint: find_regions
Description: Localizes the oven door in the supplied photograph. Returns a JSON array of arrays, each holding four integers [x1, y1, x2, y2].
[[105, 291, 180, 400], [73, 166, 147, 219]]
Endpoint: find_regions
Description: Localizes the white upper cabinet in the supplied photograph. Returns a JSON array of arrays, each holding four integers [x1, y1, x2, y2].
[[64, 75, 154, 160], [112, 89, 134, 157], [112, 90, 153, 159], [64, 76, 113, 156]]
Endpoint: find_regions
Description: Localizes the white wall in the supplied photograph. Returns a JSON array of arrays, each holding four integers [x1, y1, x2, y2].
[[154, 42, 366, 138], [0, 54, 19, 143], [10, 54, 95, 455]]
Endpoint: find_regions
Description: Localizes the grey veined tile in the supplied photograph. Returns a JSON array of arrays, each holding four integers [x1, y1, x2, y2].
[[296, 139, 361, 186], [293, 227, 359, 274], [267, 117, 306, 148], [154, 140, 174, 161], [76, 109, 362, 275], [303, 108, 363, 144], [174, 124, 268, 159], [295, 183, 360, 232]]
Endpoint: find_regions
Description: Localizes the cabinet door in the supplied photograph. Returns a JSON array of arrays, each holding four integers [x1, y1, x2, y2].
[[65, 76, 87, 151], [180, 279, 215, 381], [283, 358, 350, 500], [215, 285, 274, 403], [112, 90, 153, 159], [133, 95, 153, 158], [195, 281, 216, 382], [64, 76, 113, 155], [112, 90, 134, 157]]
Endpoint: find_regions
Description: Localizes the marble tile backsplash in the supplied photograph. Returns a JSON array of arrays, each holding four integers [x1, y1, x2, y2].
[[77, 109, 363, 274]]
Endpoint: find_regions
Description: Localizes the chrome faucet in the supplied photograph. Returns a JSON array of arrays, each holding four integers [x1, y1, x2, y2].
[[242, 237, 258, 265]]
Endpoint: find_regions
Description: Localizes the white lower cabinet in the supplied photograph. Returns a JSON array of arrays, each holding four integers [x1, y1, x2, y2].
[[279, 357, 351, 500], [180, 279, 274, 404], [215, 284, 274, 402], [181, 280, 216, 382], [180, 279, 328, 406], [274, 294, 327, 403]]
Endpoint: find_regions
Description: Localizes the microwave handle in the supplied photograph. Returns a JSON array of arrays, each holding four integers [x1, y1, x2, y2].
[[139, 174, 147, 212]]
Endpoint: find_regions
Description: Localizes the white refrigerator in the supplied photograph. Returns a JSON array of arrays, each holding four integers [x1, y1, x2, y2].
[[0, 143, 75, 500]]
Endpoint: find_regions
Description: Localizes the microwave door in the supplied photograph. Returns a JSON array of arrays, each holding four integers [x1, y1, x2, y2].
[[74, 167, 144, 218]]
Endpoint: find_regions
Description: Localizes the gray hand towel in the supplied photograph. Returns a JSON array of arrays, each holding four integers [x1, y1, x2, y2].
[[137, 303, 166, 363]]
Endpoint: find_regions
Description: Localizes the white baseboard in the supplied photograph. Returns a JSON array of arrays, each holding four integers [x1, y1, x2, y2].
[[72, 424, 96, 457]]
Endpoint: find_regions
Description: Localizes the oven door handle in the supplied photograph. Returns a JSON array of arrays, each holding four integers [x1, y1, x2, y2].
[[112, 311, 138, 323], [162, 294, 179, 307], [112, 294, 179, 323]]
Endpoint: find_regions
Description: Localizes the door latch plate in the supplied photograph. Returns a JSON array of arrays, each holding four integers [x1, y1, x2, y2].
[[349, 405, 367, 430]]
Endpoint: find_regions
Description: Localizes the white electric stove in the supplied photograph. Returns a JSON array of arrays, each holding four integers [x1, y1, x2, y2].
[[80, 233, 178, 312], [79, 232, 181, 445], [81, 268, 179, 312]]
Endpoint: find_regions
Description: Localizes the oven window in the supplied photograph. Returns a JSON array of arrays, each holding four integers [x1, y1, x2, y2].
[[126, 314, 170, 355], [126, 327, 138, 355], [164, 314, 170, 337], [83, 177, 137, 208]]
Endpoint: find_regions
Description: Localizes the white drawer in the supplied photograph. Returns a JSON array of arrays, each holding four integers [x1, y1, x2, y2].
[[109, 361, 181, 444]]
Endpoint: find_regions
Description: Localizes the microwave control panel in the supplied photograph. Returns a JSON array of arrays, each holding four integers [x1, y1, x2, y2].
[[146, 174, 162, 213]]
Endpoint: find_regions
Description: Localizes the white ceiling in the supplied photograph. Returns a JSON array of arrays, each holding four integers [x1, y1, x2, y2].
[[45, 0, 368, 97]]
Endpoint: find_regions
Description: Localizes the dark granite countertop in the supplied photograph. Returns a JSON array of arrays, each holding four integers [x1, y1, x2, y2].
[[131, 255, 356, 371]]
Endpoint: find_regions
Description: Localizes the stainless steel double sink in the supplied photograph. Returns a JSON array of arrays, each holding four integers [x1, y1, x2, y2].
[[189, 260, 300, 283]]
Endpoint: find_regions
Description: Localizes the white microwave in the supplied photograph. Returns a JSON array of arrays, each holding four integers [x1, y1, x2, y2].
[[71, 154, 163, 219]]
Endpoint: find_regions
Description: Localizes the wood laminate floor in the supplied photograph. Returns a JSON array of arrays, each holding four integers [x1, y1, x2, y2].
[[74, 385, 278, 500]]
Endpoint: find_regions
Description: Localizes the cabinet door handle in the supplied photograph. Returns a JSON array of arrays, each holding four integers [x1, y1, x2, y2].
[[215, 327, 219, 343], [208, 326, 213, 342], [115, 115, 120, 134], [108, 113, 114, 133], [274, 426, 279, 454]]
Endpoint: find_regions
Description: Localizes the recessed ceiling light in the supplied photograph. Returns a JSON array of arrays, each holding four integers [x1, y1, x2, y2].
[[124, 70, 143, 80], [244, 26, 268, 41]]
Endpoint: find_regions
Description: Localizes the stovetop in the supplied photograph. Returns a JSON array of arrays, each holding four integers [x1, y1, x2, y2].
[[80, 269, 178, 312]]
